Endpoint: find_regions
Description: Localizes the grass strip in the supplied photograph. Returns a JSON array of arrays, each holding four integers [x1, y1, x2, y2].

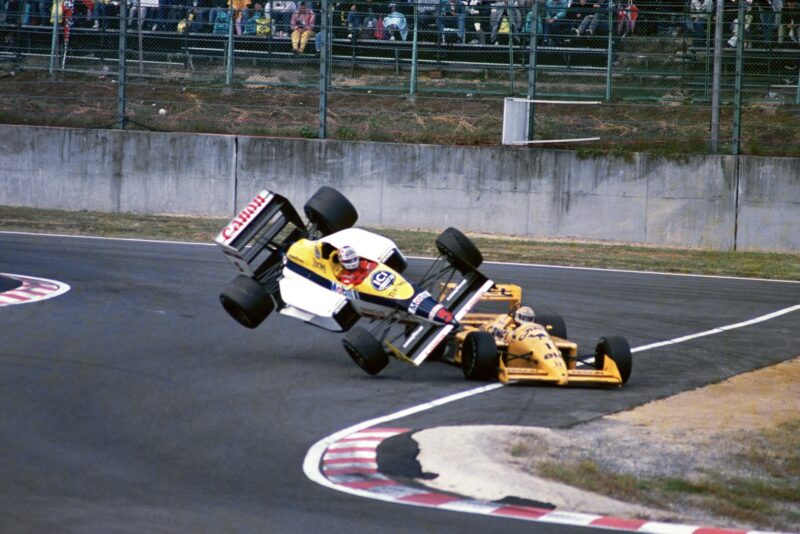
[[1, 206, 798, 281]]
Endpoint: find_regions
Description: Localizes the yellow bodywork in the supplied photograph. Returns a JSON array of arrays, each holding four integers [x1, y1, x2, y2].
[[454, 283, 625, 386], [285, 239, 414, 299]]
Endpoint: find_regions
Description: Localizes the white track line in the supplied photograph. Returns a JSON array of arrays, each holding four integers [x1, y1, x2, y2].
[[1, 230, 798, 284], [303, 303, 800, 513]]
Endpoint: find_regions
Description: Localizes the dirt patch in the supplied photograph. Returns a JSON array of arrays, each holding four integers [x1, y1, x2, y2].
[[414, 356, 800, 531]]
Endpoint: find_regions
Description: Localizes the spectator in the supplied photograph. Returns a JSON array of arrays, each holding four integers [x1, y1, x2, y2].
[[567, 0, 593, 33], [438, 0, 466, 43], [687, 0, 712, 45], [230, 0, 250, 34], [271, 0, 296, 36], [290, 0, 314, 52], [753, 0, 781, 45], [541, 0, 568, 43], [417, 0, 440, 40], [345, 3, 361, 36], [780, 0, 798, 42], [383, 2, 408, 39], [615, 0, 637, 35], [465, 0, 491, 43], [574, 0, 612, 36], [727, 0, 754, 47], [91, 0, 112, 29], [489, 0, 522, 44]]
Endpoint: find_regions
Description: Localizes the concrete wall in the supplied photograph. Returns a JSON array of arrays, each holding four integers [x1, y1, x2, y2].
[[1, 125, 797, 252], [0, 126, 235, 216]]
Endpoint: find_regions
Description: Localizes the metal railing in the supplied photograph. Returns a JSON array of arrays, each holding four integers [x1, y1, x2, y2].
[[0, 0, 798, 154]]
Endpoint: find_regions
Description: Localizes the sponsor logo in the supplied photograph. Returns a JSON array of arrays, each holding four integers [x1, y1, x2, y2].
[[408, 291, 431, 314], [445, 279, 467, 302], [403, 325, 424, 348], [387, 280, 408, 299], [312, 259, 326, 272], [220, 193, 270, 242], [370, 271, 396, 292]]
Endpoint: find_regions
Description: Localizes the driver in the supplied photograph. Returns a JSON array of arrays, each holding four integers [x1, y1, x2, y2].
[[514, 305, 535, 325], [336, 245, 371, 286]]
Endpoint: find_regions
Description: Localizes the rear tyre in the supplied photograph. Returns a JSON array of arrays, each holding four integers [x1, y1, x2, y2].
[[534, 313, 567, 340], [461, 332, 498, 381], [303, 186, 358, 236], [343, 327, 389, 376], [435, 227, 483, 273], [219, 275, 274, 329], [595, 336, 632, 385]]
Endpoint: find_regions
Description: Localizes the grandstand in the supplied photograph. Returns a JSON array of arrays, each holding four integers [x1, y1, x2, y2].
[[0, 0, 798, 154]]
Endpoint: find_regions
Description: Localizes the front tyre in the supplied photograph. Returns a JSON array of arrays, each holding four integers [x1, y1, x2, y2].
[[461, 332, 498, 381], [435, 227, 483, 273], [343, 327, 389, 376], [595, 336, 632, 385], [219, 275, 274, 329], [303, 186, 358, 236]]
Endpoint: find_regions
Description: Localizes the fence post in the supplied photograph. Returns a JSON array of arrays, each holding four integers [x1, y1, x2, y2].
[[605, 0, 612, 101], [48, 0, 60, 74], [319, 0, 329, 138], [410, 2, 418, 96], [508, 20, 514, 93], [731, 0, 745, 155], [526, 0, 539, 141], [118, 0, 127, 129], [796, 63, 800, 105], [710, 0, 724, 151], [226, 5, 234, 84]]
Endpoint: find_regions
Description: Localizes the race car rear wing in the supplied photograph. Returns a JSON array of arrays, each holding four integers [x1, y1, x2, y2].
[[214, 190, 307, 278], [387, 273, 494, 366]]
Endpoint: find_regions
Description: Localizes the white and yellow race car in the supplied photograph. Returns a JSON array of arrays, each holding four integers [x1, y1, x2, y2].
[[214, 187, 493, 376], [440, 284, 633, 387]]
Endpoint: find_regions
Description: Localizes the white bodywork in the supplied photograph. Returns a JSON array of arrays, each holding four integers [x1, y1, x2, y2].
[[279, 270, 351, 331], [321, 228, 403, 265]]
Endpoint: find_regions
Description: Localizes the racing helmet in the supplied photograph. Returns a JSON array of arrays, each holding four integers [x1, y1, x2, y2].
[[514, 306, 535, 324], [339, 245, 359, 270]]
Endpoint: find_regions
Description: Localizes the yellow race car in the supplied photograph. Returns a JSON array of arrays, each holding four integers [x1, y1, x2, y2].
[[440, 284, 632, 387]]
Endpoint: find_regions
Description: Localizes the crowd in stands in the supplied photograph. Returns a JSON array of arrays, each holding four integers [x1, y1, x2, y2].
[[1, 0, 799, 50]]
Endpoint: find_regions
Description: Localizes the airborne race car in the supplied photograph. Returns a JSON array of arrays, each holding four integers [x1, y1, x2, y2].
[[441, 284, 633, 387], [214, 187, 494, 376]]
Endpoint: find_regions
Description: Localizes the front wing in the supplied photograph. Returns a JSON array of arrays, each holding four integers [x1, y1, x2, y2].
[[386, 273, 494, 366]]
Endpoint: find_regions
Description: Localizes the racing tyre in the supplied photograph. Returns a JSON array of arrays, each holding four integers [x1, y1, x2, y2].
[[303, 186, 358, 236], [435, 227, 483, 273], [219, 275, 274, 329], [343, 327, 389, 376], [534, 313, 567, 340], [594, 336, 632, 385], [461, 332, 498, 381]]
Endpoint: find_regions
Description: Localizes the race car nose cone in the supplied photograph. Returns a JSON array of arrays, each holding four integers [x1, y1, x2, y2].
[[410, 294, 458, 326], [432, 305, 458, 326]]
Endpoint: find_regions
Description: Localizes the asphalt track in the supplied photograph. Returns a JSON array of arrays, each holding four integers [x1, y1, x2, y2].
[[1, 231, 798, 533]]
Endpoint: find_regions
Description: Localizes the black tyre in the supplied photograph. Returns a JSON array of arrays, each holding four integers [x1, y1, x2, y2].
[[343, 327, 389, 376], [534, 313, 567, 340], [383, 249, 408, 274], [595, 336, 633, 385], [435, 227, 483, 273], [219, 275, 274, 329], [461, 332, 498, 381], [303, 186, 358, 236]]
